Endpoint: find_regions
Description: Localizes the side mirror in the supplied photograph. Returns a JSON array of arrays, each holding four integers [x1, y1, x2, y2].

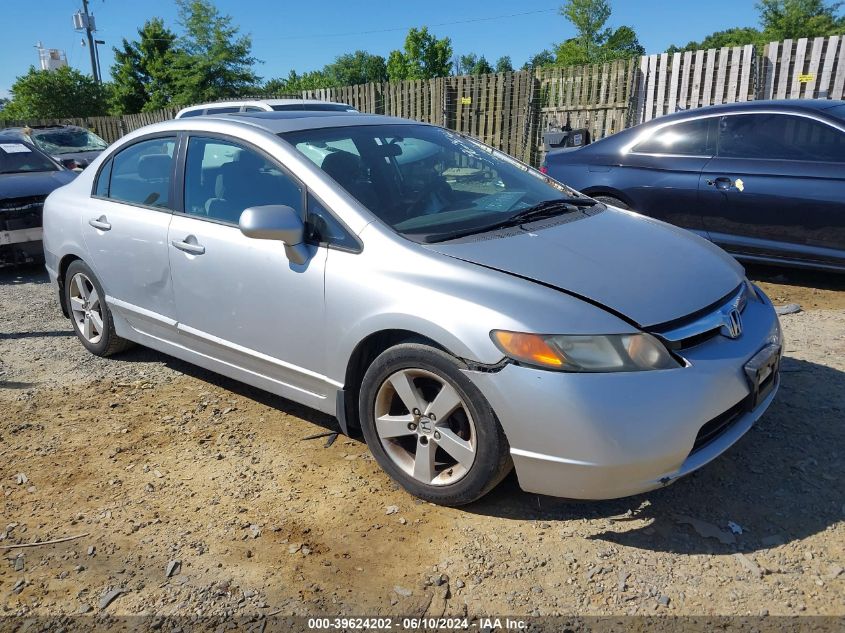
[[239, 205, 309, 265]]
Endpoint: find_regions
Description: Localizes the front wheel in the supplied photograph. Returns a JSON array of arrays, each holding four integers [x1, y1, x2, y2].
[[359, 343, 511, 506]]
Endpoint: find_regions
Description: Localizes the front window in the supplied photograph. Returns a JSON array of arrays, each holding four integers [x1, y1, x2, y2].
[[0, 141, 58, 174], [718, 113, 845, 162], [184, 136, 303, 225], [31, 128, 108, 155], [280, 124, 578, 241]]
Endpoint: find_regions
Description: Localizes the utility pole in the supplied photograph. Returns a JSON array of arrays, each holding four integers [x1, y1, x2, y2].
[[76, 0, 99, 83]]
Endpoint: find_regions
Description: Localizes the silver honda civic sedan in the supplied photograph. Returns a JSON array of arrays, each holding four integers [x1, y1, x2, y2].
[[42, 111, 782, 506]]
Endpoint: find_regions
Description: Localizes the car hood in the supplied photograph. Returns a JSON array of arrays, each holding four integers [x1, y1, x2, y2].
[[0, 170, 76, 202], [422, 208, 744, 328]]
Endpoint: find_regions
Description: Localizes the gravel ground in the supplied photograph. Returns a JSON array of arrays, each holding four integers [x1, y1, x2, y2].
[[1, 264, 843, 623]]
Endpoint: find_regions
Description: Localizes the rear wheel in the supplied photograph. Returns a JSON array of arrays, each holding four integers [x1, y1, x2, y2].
[[593, 195, 630, 210], [65, 260, 131, 357], [359, 343, 511, 506]]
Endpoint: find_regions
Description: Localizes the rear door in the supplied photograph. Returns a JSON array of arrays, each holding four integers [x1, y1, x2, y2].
[[81, 135, 178, 340], [620, 116, 717, 235], [699, 112, 845, 266]]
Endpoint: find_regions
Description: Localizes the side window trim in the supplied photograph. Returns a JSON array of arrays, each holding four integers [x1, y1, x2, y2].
[[89, 132, 179, 213], [177, 132, 307, 227], [93, 157, 113, 198], [305, 190, 363, 254]]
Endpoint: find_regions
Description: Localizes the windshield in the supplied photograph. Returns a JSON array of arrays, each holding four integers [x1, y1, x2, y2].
[[280, 124, 575, 240], [31, 129, 108, 155], [0, 141, 59, 174]]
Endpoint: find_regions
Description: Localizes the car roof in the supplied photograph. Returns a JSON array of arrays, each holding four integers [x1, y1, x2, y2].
[[0, 134, 36, 144], [1, 124, 84, 133], [177, 98, 352, 112], [172, 110, 424, 134], [645, 99, 845, 125]]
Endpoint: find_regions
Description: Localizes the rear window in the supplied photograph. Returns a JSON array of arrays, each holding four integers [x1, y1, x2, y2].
[[179, 109, 205, 118], [205, 106, 240, 115]]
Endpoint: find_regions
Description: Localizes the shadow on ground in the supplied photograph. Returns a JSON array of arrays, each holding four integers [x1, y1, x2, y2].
[[745, 263, 845, 292], [0, 264, 50, 286], [463, 355, 845, 555]]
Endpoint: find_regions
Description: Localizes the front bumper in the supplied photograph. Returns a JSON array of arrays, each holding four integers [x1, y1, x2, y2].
[[465, 291, 781, 500]]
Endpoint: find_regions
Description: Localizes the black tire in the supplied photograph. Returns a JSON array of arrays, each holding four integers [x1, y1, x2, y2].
[[65, 260, 132, 357], [593, 195, 630, 210], [358, 343, 512, 506]]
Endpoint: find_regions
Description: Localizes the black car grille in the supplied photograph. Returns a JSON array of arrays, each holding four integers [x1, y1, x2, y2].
[[0, 195, 46, 231], [690, 395, 750, 454]]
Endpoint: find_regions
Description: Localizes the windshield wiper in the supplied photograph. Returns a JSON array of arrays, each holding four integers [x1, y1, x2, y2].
[[423, 197, 598, 243]]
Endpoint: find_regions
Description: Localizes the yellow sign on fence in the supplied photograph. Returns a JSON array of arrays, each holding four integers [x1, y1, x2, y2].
[[460, 96, 472, 105], [798, 74, 815, 83]]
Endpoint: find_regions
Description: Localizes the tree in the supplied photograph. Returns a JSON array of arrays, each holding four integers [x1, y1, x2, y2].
[[3, 66, 109, 119], [758, 0, 844, 39], [169, 0, 259, 105], [454, 53, 494, 75], [325, 51, 387, 85], [495, 56, 514, 73], [263, 69, 331, 94], [387, 27, 453, 81], [667, 27, 766, 53], [522, 49, 556, 70], [109, 18, 178, 114], [555, 0, 644, 64], [667, 0, 843, 52]]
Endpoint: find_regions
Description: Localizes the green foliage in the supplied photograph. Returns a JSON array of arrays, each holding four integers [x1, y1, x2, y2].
[[758, 0, 845, 39], [522, 50, 557, 70], [110, 18, 177, 114], [494, 56, 514, 73], [555, 0, 645, 65], [387, 27, 453, 81], [3, 66, 110, 119], [168, 0, 259, 105], [667, 0, 843, 52], [325, 51, 388, 85], [455, 53, 494, 75], [667, 27, 766, 53]]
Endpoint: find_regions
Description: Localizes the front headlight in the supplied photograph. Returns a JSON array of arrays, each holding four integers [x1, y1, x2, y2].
[[491, 330, 681, 372]]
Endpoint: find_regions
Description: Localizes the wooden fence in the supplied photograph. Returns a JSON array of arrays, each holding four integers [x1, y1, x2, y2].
[[1, 35, 842, 167]]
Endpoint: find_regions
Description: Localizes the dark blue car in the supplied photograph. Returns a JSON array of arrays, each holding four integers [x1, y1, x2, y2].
[[543, 99, 845, 272]]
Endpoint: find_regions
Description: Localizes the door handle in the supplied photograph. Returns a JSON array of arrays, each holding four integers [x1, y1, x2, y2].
[[171, 237, 206, 255], [88, 216, 111, 231], [706, 177, 734, 191]]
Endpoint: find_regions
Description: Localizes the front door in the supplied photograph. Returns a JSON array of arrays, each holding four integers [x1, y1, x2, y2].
[[621, 116, 718, 235], [699, 113, 845, 266], [81, 135, 178, 339], [167, 135, 331, 406]]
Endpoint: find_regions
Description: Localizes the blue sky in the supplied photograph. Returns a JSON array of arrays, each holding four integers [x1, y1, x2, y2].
[[2, 0, 764, 98]]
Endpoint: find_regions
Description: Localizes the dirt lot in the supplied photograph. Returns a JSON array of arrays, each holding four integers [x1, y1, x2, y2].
[[1, 264, 843, 624]]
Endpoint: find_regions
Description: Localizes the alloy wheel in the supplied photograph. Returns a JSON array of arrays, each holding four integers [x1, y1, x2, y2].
[[373, 368, 477, 486], [68, 272, 104, 344]]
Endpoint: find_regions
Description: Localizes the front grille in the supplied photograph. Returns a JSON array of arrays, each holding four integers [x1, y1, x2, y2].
[[652, 283, 748, 350], [0, 195, 46, 231], [690, 395, 750, 454]]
